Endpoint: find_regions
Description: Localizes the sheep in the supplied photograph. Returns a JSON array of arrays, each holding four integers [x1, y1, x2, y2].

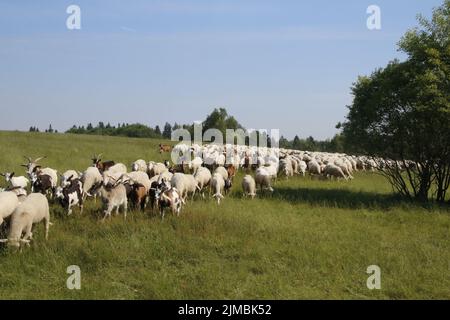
[[0, 193, 50, 248], [81, 167, 103, 198], [214, 166, 228, 181], [242, 175, 256, 199], [323, 164, 348, 181], [170, 173, 199, 202], [148, 162, 168, 178], [122, 171, 152, 193], [335, 160, 354, 180], [210, 173, 225, 204], [131, 159, 147, 172], [278, 158, 294, 178], [255, 167, 274, 193], [298, 160, 307, 176], [188, 156, 203, 174], [100, 179, 128, 221], [307, 160, 321, 175], [55, 178, 84, 215], [104, 163, 127, 177], [194, 167, 212, 198], [0, 172, 29, 189], [0, 191, 19, 227]]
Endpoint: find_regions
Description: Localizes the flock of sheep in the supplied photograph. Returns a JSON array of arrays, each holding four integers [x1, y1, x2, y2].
[[0, 143, 377, 248]]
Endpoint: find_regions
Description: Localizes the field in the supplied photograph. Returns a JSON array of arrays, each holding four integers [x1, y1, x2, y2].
[[0, 131, 449, 300]]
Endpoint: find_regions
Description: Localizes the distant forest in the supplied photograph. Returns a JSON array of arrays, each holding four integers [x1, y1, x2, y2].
[[29, 108, 345, 153]]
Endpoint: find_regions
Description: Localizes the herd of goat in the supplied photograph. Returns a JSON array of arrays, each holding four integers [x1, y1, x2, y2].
[[0, 143, 378, 248]]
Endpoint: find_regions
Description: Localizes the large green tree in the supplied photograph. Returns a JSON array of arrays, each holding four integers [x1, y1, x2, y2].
[[342, 1, 450, 202]]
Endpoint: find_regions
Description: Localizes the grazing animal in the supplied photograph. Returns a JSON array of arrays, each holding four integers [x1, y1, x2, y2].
[[214, 166, 228, 181], [60, 170, 80, 188], [129, 183, 147, 211], [255, 167, 274, 193], [92, 154, 115, 173], [81, 167, 103, 199], [225, 164, 237, 180], [159, 144, 172, 153], [131, 159, 147, 172], [100, 178, 128, 221], [323, 164, 348, 181], [194, 167, 212, 198], [0, 172, 29, 189], [210, 173, 225, 204], [31, 173, 54, 196], [242, 175, 256, 199], [55, 178, 84, 215], [0, 193, 50, 248], [170, 173, 199, 202], [0, 191, 20, 227], [159, 187, 182, 220]]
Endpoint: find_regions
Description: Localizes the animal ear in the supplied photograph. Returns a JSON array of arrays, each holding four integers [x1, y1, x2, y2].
[[21, 164, 28, 168], [0, 173, 4, 177], [68, 175, 73, 181], [10, 172, 15, 178], [0, 239, 8, 243]]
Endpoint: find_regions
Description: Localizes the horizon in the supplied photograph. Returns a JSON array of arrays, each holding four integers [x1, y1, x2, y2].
[[0, 0, 443, 140]]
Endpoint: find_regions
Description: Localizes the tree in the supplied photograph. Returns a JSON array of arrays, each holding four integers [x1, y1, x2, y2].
[[155, 125, 162, 136], [162, 122, 172, 139], [342, 1, 450, 202], [203, 108, 243, 137]]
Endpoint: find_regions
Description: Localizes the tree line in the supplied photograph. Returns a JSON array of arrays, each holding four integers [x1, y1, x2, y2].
[[29, 107, 345, 153]]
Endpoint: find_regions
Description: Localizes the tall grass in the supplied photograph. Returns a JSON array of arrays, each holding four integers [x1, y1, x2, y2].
[[0, 131, 449, 299]]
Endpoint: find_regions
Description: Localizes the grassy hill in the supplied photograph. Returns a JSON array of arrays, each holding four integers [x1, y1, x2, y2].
[[0, 131, 449, 299]]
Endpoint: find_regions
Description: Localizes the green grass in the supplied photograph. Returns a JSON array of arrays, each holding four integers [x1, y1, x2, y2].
[[0, 131, 449, 299]]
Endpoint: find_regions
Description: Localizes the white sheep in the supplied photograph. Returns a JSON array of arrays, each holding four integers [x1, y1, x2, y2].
[[170, 173, 199, 202], [210, 173, 225, 204], [255, 167, 274, 192], [242, 175, 256, 199], [131, 159, 148, 172], [298, 160, 307, 176], [194, 167, 212, 198], [307, 160, 321, 175], [1, 172, 29, 189], [323, 164, 348, 180], [0, 193, 50, 248], [122, 171, 152, 193], [189, 156, 203, 174], [0, 191, 19, 227], [214, 166, 228, 181], [148, 162, 168, 178], [278, 158, 294, 178], [81, 167, 103, 198]]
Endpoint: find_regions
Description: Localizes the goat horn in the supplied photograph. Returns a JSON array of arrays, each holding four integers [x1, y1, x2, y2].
[[34, 156, 46, 163], [23, 156, 32, 162]]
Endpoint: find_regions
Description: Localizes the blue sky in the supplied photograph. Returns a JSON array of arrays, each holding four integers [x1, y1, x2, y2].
[[0, 0, 443, 139]]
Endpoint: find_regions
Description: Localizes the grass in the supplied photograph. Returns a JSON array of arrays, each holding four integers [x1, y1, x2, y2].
[[0, 131, 449, 300]]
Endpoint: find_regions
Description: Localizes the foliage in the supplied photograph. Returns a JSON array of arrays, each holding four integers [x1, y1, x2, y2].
[[342, 1, 450, 202]]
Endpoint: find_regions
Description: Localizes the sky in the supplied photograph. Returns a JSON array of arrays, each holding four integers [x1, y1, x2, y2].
[[0, 0, 444, 139]]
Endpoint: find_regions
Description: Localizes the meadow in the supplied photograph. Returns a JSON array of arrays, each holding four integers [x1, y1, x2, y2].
[[0, 131, 449, 299]]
